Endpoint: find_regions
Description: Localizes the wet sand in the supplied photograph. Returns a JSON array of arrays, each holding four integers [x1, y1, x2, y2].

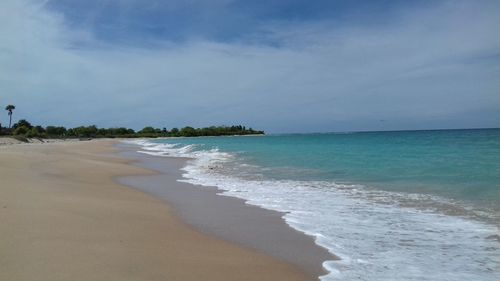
[[117, 142, 336, 279], [0, 140, 312, 281]]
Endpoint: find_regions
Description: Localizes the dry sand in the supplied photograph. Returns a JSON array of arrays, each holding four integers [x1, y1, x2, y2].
[[0, 136, 76, 145], [0, 140, 311, 281]]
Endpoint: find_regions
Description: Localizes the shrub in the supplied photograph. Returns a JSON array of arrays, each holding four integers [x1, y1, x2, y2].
[[13, 126, 29, 136]]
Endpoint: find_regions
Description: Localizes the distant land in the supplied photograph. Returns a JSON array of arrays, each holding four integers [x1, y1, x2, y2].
[[0, 119, 264, 141]]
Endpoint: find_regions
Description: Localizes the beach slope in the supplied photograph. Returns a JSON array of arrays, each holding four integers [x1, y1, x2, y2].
[[0, 141, 311, 281]]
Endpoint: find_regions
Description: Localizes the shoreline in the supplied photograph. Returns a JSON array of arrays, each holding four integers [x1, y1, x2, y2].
[[0, 140, 312, 281], [116, 141, 336, 279]]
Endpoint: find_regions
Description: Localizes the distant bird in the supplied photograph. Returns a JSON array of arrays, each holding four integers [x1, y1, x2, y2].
[[5, 104, 15, 128]]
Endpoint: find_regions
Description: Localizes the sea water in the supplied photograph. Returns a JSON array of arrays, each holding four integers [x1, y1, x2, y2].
[[131, 129, 500, 281]]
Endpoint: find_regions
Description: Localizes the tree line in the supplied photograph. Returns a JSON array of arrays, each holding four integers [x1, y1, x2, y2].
[[1, 104, 263, 139], [1, 119, 263, 140]]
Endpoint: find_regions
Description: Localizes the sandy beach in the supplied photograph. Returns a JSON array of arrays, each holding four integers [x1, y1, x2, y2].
[[0, 140, 312, 281], [117, 143, 334, 278]]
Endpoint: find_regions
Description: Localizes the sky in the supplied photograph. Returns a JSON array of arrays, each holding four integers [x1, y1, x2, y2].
[[0, 0, 499, 133]]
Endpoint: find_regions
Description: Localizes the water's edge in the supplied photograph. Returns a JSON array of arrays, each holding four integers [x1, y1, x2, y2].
[[129, 136, 500, 281], [115, 142, 336, 280]]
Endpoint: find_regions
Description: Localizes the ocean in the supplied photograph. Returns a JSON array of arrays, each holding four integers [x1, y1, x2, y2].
[[132, 129, 500, 281]]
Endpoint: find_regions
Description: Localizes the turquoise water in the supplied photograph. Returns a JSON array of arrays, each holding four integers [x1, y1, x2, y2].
[[134, 128, 500, 281], [153, 129, 500, 211]]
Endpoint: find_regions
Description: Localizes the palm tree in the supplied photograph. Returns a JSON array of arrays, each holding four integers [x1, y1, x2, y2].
[[5, 105, 15, 129]]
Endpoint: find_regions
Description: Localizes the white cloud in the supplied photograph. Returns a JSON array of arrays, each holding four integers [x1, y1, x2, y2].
[[0, 0, 499, 132]]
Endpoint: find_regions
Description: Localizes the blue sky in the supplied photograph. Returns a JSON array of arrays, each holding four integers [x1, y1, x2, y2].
[[1, 0, 499, 133]]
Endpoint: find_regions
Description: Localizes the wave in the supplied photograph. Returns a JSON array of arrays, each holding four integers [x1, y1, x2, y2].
[[128, 139, 500, 281]]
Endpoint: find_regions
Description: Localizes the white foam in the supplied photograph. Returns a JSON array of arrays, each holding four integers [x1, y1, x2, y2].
[[131, 140, 500, 281]]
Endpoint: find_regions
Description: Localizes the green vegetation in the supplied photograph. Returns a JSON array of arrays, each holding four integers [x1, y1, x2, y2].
[[0, 104, 263, 139], [0, 119, 263, 139]]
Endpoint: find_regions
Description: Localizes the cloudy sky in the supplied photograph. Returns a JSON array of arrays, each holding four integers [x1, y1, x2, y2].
[[1, 0, 499, 133]]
